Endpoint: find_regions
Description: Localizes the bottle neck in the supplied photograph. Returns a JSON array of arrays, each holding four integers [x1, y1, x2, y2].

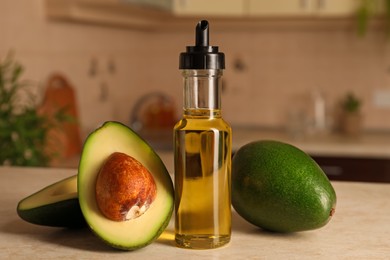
[[182, 69, 223, 118]]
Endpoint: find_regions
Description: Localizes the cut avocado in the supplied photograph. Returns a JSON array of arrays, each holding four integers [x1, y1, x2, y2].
[[17, 175, 85, 228], [78, 121, 174, 250]]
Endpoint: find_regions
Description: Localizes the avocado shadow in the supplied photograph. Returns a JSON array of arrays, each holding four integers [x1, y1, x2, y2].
[[231, 211, 306, 239]]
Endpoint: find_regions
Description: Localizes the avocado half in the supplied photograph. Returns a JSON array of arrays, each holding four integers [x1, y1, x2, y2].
[[17, 175, 85, 228], [78, 121, 174, 250]]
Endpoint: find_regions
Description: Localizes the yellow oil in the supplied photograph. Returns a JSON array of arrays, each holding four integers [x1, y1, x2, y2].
[[174, 111, 232, 249]]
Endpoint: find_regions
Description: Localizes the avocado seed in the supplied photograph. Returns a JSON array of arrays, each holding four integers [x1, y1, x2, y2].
[[95, 152, 157, 221]]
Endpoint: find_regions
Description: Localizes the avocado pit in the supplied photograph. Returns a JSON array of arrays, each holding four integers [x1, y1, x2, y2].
[[95, 152, 157, 221]]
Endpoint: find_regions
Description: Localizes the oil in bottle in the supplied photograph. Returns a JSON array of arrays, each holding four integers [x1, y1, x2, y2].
[[174, 20, 232, 249]]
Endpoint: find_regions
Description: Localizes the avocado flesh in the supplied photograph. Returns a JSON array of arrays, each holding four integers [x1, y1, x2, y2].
[[232, 140, 336, 233], [17, 175, 85, 228], [78, 121, 174, 250]]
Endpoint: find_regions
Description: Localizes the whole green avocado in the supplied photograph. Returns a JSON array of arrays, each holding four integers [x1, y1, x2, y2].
[[232, 140, 336, 232]]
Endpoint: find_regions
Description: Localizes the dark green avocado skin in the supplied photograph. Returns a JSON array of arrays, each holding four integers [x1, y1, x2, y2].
[[232, 140, 337, 233], [17, 198, 85, 228]]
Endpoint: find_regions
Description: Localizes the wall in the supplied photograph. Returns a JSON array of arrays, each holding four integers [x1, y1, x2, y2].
[[148, 25, 390, 132], [1, 0, 390, 140], [0, 0, 155, 137]]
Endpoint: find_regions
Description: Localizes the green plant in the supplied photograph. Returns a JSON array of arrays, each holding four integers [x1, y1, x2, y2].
[[357, 0, 390, 35], [0, 53, 62, 166], [341, 92, 362, 113]]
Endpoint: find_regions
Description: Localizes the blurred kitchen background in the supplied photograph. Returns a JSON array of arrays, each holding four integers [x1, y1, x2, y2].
[[2, 0, 390, 182]]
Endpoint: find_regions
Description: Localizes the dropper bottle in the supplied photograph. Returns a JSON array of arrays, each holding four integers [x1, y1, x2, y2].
[[174, 20, 232, 249]]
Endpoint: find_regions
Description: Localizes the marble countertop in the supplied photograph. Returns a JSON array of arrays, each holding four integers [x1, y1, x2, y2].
[[1, 166, 389, 259]]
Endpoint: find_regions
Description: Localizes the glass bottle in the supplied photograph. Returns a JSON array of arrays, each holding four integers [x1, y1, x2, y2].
[[174, 20, 232, 249]]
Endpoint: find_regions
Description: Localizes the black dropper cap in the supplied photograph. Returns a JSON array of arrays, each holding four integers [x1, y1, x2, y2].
[[179, 20, 225, 70]]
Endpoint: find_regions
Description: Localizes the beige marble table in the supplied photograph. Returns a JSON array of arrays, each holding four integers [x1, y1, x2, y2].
[[1, 166, 389, 259]]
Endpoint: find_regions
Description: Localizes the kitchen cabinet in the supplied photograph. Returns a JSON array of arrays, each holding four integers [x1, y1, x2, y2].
[[172, 0, 245, 17], [248, 0, 313, 16], [247, 0, 359, 17], [45, 0, 247, 30], [315, 0, 360, 16], [45, 0, 173, 29], [125, 0, 359, 17], [313, 156, 390, 183], [45, 0, 364, 30], [121, 0, 246, 17]]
